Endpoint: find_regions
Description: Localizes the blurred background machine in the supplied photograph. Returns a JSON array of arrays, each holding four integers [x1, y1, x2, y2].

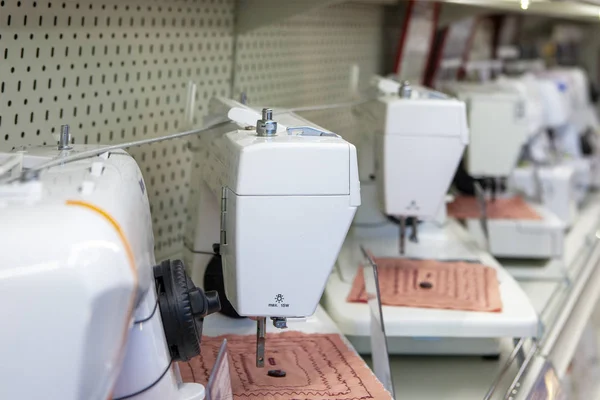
[[444, 81, 566, 266], [323, 77, 538, 356], [504, 72, 580, 228]]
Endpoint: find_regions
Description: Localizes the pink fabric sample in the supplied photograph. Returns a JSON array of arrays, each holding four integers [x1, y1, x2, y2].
[[179, 331, 392, 400], [447, 195, 542, 220], [347, 258, 503, 313]]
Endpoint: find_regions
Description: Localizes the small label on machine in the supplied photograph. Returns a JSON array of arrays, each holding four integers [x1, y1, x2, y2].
[[268, 293, 289, 308], [206, 340, 233, 400]]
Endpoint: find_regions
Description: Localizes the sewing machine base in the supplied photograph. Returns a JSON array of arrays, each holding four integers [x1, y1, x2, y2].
[[322, 220, 538, 356], [464, 201, 564, 259], [176, 384, 206, 400], [503, 192, 600, 280], [134, 380, 205, 400], [568, 158, 591, 205], [511, 164, 577, 227], [348, 335, 501, 357], [499, 257, 565, 280]]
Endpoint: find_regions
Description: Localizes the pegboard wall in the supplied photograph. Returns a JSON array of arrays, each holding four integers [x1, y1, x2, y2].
[[0, 0, 384, 260], [232, 2, 384, 145]]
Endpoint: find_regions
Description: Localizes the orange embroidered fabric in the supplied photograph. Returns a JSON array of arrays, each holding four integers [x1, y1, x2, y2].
[[179, 331, 392, 400], [447, 196, 541, 220], [347, 258, 503, 313]]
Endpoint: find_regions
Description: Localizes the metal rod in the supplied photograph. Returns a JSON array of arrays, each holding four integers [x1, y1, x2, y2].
[[256, 317, 266, 368], [503, 341, 538, 400], [533, 163, 544, 204], [58, 124, 72, 150], [482, 338, 526, 400], [14, 117, 230, 182], [490, 178, 497, 202], [282, 96, 375, 114], [474, 182, 490, 250], [262, 108, 272, 121], [399, 216, 406, 255], [410, 217, 418, 243]]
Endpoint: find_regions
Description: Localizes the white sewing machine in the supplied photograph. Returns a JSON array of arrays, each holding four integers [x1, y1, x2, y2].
[[507, 74, 579, 228], [323, 78, 538, 355], [445, 81, 565, 264], [540, 67, 595, 195], [184, 98, 361, 362], [0, 143, 220, 399]]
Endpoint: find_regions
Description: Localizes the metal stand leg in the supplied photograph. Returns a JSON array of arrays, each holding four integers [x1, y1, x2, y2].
[[514, 337, 526, 367]]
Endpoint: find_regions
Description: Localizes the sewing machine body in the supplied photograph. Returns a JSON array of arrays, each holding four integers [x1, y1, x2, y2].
[[323, 78, 537, 355], [446, 82, 528, 178], [447, 82, 567, 261], [0, 148, 207, 400], [185, 97, 360, 320], [507, 74, 583, 228]]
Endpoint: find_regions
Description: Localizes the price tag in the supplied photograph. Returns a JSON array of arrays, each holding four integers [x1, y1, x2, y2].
[[360, 246, 396, 398], [527, 361, 566, 400], [206, 340, 234, 400]]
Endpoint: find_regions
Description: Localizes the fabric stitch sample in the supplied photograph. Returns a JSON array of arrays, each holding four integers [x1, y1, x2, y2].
[[179, 331, 392, 400], [447, 195, 542, 220], [347, 258, 503, 313]]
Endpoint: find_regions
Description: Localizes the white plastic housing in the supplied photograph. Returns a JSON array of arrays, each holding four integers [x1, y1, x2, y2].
[[445, 82, 528, 178], [589, 155, 600, 188], [189, 98, 360, 318], [0, 148, 198, 400], [537, 78, 570, 129], [511, 164, 578, 227], [365, 84, 468, 219], [548, 67, 590, 134], [496, 74, 545, 139], [466, 203, 565, 259], [566, 158, 591, 205]]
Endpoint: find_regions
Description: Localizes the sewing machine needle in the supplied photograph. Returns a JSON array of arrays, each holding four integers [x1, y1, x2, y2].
[[490, 178, 496, 202], [474, 182, 490, 251], [399, 216, 406, 255], [410, 217, 418, 243], [256, 317, 266, 368]]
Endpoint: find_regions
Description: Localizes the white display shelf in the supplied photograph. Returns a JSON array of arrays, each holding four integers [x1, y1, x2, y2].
[[375, 193, 600, 399], [236, 0, 397, 34], [363, 338, 522, 400], [441, 0, 600, 22], [237, 0, 600, 35]]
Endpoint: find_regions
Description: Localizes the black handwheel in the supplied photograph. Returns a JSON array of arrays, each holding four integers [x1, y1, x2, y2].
[[154, 259, 221, 362]]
